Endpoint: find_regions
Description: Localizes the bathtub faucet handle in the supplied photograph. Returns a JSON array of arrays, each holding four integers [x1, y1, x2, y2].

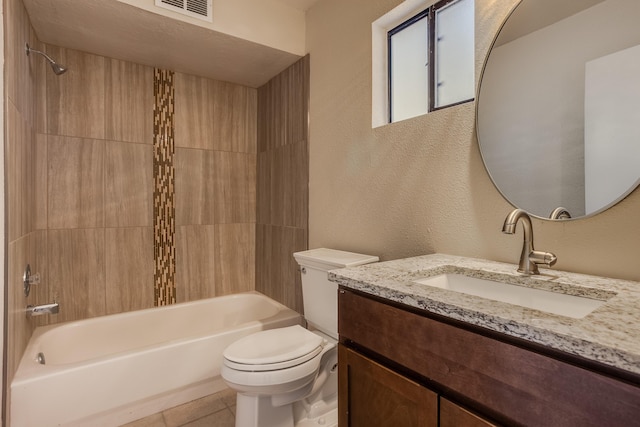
[[23, 264, 41, 297]]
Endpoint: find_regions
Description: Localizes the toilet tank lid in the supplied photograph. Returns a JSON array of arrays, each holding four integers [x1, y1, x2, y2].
[[293, 248, 379, 269]]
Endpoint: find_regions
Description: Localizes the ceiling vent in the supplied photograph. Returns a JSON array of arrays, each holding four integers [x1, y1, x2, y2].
[[155, 0, 212, 22]]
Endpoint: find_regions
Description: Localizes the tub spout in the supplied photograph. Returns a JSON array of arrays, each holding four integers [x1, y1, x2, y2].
[[27, 302, 59, 317]]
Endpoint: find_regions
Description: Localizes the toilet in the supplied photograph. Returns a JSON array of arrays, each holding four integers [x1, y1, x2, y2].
[[221, 248, 378, 427]]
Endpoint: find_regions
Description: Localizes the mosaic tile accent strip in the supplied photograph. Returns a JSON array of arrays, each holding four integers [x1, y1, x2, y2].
[[153, 69, 176, 306]]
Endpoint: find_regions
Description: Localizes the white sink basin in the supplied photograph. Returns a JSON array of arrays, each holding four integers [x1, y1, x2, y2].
[[414, 274, 607, 319]]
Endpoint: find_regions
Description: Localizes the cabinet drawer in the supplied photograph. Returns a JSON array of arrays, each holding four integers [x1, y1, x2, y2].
[[338, 289, 640, 426]]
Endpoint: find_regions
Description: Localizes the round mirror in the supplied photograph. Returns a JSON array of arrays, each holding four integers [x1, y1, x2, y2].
[[477, 0, 640, 219]]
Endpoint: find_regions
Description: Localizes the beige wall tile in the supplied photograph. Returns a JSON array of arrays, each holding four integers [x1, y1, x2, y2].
[[21, 111, 35, 237], [255, 224, 306, 312], [7, 101, 22, 242], [246, 87, 258, 154], [105, 59, 154, 144], [257, 56, 309, 152], [175, 225, 216, 303], [4, 1, 43, 408], [7, 236, 33, 385], [105, 141, 153, 227], [45, 45, 105, 139], [174, 72, 214, 150], [255, 56, 309, 312], [257, 85, 269, 152], [271, 73, 286, 150], [212, 81, 257, 153], [257, 60, 309, 152], [213, 151, 256, 224], [5, 0, 38, 126], [285, 56, 309, 146], [214, 223, 255, 295], [268, 145, 284, 225], [47, 135, 104, 229], [256, 151, 270, 225], [35, 133, 48, 230], [4, 0, 21, 107], [47, 229, 106, 323], [6, 100, 36, 242], [175, 148, 215, 226], [175, 74, 257, 153], [28, 230, 50, 328], [286, 140, 308, 229], [255, 224, 270, 300], [35, 40, 48, 134], [105, 227, 154, 314]]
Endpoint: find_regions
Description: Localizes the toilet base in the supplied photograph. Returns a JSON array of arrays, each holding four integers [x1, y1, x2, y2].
[[295, 409, 338, 427], [294, 399, 338, 427], [235, 394, 337, 427], [236, 394, 295, 427]]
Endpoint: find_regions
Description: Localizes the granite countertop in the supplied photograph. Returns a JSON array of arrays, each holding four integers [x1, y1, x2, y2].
[[329, 253, 640, 375]]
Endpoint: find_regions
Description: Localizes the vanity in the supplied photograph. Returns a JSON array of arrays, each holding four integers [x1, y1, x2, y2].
[[331, 254, 640, 426]]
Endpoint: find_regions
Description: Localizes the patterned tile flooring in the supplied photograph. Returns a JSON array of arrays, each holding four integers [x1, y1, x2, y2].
[[122, 389, 236, 427]]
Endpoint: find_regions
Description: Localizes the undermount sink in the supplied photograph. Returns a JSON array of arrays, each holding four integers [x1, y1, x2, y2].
[[413, 274, 608, 319]]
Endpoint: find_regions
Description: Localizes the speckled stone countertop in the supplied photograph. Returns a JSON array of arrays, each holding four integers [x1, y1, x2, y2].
[[329, 253, 640, 375]]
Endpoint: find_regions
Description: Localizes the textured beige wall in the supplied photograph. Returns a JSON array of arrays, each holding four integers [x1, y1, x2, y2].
[[307, 0, 640, 282]]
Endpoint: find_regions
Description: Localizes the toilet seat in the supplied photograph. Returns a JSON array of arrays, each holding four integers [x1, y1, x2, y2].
[[225, 346, 322, 372], [223, 325, 324, 372]]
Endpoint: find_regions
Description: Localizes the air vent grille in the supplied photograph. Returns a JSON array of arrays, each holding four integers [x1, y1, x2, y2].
[[155, 0, 212, 22]]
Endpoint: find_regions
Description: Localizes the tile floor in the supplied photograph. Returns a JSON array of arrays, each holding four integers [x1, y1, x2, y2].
[[122, 389, 236, 427]]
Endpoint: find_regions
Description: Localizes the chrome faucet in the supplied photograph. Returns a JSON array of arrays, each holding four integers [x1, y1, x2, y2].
[[502, 209, 557, 275], [26, 302, 59, 317]]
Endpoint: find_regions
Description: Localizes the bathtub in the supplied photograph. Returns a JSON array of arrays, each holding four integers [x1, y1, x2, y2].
[[10, 291, 301, 426]]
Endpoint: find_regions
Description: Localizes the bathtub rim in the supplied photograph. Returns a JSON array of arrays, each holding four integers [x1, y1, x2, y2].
[[13, 291, 301, 379], [10, 291, 302, 426]]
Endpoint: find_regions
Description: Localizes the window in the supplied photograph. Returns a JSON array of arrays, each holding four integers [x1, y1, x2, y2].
[[388, 0, 474, 123]]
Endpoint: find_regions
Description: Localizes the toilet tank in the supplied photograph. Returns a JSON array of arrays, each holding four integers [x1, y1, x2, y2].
[[293, 248, 378, 339]]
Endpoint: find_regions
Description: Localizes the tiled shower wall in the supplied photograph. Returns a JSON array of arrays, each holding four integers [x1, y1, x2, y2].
[[33, 47, 257, 323], [256, 56, 310, 314], [5, 0, 40, 388]]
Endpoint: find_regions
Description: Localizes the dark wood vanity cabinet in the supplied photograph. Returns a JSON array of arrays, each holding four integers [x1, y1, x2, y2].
[[339, 344, 494, 427], [338, 288, 640, 427], [439, 398, 496, 427], [338, 345, 438, 426]]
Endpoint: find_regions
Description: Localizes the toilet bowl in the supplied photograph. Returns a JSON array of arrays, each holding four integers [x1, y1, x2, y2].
[[221, 248, 378, 427], [222, 326, 337, 427]]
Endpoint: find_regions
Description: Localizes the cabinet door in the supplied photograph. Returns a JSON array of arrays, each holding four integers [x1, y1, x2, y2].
[[338, 344, 438, 427], [440, 398, 497, 427]]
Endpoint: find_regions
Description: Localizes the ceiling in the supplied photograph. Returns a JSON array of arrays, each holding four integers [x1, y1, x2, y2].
[[22, 0, 320, 87]]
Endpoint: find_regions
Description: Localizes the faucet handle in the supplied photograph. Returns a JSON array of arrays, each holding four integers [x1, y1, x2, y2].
[[530, 251, 557, 268]]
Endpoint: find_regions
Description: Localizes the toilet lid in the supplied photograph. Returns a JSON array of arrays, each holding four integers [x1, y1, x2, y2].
[[223, 325, 323, 368]]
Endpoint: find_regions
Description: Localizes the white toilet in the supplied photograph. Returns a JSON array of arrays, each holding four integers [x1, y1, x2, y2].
[[221, 248, 378, 427]]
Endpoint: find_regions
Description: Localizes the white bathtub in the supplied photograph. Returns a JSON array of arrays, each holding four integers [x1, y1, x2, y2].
[[10, 291, 301, 426]]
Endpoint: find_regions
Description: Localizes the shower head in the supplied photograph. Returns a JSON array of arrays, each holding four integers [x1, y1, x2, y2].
[[25, 43, 67, 75]]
